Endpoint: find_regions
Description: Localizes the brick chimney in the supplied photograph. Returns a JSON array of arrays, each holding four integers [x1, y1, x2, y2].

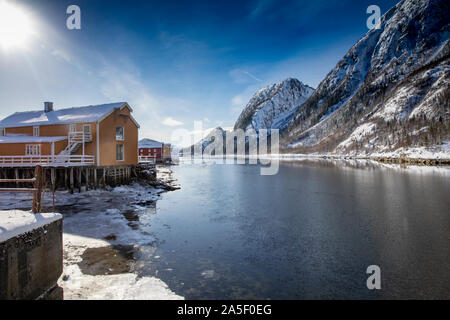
[[44, 102, 53, 113]]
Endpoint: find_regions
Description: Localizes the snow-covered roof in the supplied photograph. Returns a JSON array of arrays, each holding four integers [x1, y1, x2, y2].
[[0, 102, 130, 128], [0, 135, 67, 144], [139, 138, 163, 148]]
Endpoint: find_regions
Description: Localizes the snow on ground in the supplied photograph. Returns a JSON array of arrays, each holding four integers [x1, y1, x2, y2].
[[57, 182, 183, 300], [61, 232, 183, 300], [337, 122, 377, 150], [370, 142, 450, 160], [373, 86, 417, 121], [0, 210, 62, 242], [0, 171, 183, 300]]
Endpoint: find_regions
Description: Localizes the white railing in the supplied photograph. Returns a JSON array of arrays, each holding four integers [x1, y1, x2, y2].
[[60, 131, 92, 155], [69, 131, 92, 143], [139, 155, 157, 164], [0, 155, 95, 167]]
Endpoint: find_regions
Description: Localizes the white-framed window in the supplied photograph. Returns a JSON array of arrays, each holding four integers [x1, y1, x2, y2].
[[69, 123, 77, 132], [116, 126, 124, 141], [26, 144, 41, 155], [116, 144, 124, 161], [0, 128, 5, 136], [83, 124, 90, 134], [33, 126, 39, 137]]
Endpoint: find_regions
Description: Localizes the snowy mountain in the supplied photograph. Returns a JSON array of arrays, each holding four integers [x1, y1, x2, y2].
[[233, 78, 314, 133], [183, 127, 228, 155], [282, 0, 449, 158]]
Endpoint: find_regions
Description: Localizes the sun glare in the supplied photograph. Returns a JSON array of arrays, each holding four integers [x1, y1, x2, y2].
[[0, 1, 33, 50]]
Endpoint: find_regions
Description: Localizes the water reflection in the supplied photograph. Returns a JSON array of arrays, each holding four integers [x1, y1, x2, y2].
[[143, 159, 450, 299]]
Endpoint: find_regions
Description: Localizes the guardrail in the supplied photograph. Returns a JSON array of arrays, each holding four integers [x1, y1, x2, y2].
[[69, 131, 92, 143], [139, 155, 157, 164], [0, 166, 43, 213], [0, 155, 95, 167]]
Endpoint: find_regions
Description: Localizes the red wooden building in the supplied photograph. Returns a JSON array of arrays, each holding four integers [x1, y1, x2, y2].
[[138, 139, 163, 161], [138, 138, 172, 163]]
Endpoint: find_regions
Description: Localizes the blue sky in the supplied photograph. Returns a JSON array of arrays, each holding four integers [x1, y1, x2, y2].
[[0, 0, 399, 141]]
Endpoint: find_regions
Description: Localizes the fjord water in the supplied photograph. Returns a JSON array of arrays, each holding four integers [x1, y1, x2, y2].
[[143, 160, 450, 299]]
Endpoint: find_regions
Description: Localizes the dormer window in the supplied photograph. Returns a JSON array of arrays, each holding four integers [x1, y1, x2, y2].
[[33, 126, 39, 136], [116, 126, 124, 141], [0, 128, 5, 136]]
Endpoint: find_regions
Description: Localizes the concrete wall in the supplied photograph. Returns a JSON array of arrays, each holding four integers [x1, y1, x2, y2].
[[0, 219, 63, 300]]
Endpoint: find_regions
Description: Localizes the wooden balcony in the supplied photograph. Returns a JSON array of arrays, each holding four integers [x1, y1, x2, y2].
[[0, 155, 95, 167]]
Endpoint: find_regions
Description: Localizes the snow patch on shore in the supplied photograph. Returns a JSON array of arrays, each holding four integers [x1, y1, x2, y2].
[[60, 233, 183, 300], [55, 181, 183, 299]]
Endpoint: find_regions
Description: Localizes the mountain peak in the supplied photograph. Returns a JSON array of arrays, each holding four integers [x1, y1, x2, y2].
[[233, 78, 314, 132]]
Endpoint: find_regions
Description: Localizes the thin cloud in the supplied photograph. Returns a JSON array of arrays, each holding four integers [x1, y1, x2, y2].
[[162, 117, 183, 127], [232, 95, 246, 107], [249, 0, 274, 19], [229, 69, 263, 84], [243, 71, 263, 82], [51, 49, 73, 63]]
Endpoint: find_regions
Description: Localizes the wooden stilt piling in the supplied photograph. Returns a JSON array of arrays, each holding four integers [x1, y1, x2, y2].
[[77, 168, 82, 193], [70, 167, 74, 194]]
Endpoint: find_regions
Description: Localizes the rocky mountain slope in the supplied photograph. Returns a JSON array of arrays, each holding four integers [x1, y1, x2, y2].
[[280, 0, 449, 158], [270, 0, 450, 159], [234, 78, 314, 133]]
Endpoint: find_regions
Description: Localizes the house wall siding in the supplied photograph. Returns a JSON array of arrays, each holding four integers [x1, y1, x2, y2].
[[39, 124, 71, 137], [5, 127, 33, 136], [0, 143, 31, 156], [54, 139, 68, 154], [98, 107, 138, 166], [0, 141, 64, 156]]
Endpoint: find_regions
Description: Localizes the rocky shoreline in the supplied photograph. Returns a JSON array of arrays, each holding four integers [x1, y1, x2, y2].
[[371, 157, 450, 166], [272, 152, 450, 167]]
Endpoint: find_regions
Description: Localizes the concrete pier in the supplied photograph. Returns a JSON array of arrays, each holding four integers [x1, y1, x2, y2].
[[0, 213, 63, 300]]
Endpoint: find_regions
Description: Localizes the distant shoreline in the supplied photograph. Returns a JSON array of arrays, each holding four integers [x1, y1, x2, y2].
[[176, 154, 450, 167]]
